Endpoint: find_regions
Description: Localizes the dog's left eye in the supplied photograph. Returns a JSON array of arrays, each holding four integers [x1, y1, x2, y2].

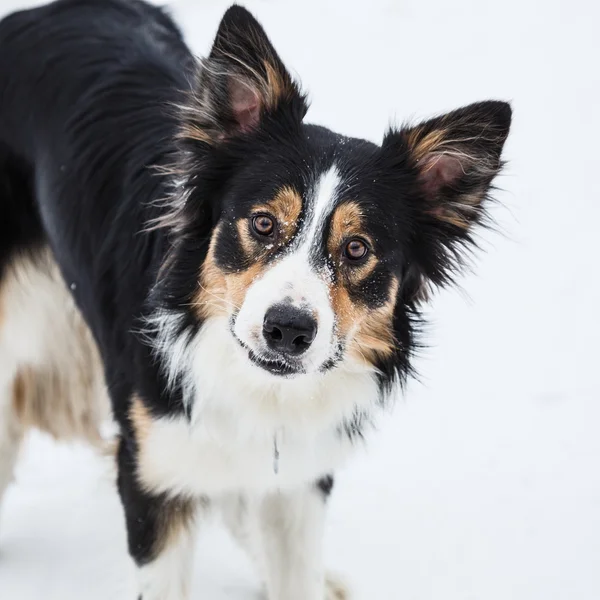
[[252, 215, 275, 237]]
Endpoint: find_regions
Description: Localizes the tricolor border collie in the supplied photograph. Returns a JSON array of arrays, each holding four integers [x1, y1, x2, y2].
[[0, 0, 511, 598]]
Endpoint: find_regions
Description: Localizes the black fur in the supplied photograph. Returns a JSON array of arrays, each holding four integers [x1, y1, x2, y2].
[[316, 475, 335, 498], [0, 0, 510, 581]]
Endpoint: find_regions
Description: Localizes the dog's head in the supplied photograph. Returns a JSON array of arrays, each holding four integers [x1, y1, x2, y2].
[[158, 6, 511, 388]]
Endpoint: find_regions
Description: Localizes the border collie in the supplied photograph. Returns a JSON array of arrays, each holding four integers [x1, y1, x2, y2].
[[0, 0, 512, 598]]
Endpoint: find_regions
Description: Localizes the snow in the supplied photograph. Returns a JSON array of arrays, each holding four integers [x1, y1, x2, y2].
[[1, 0, 599, 599]]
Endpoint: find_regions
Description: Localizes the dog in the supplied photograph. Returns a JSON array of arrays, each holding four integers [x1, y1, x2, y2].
[[0, 0, 512, 598]]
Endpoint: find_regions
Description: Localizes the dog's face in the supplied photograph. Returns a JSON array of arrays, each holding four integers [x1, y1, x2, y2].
[[162, 6, 511, 386], [205, 139, 401, 378]]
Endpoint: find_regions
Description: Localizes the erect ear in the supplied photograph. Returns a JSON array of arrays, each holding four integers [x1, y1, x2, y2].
[[382, 101, 511, 298], [389, 100, 511, 230], [180, 5, 307, 144]]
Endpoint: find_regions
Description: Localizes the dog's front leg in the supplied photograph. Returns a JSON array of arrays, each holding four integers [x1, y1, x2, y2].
[[117, 437, 197, 600], [256, 483, 348, 600]]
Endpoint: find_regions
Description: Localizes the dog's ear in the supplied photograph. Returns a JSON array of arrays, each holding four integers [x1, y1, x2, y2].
[[389, 101, 511, 230], [382, 101, 511, 295], [180, 5, 307, 144]]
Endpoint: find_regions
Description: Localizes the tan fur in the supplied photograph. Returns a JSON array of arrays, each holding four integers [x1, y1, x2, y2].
[[130, 395, 153, 446], [194, 224, 229, 320], [327, 226, 398, 368], [404, 118, 501, 231], [226, 262, 266, 310], [178, 50, 296, 148], [255, 185, 302, 245], [12, 366, 103, 444], [329, 284, 359, 345], [432, 191, 483, 229], [194, 228, 266, 321], [328, 202, 378, 285], [236, 220, 256, 256], [327, 201, 364, 256], [194, 187, 302, 321], [433, 207, 470, 229], [176, 123, 214, 145], [329, 282, 397, 366], [0, 248, 113, 449], [406, 129, 448, 161], [348, 277, 399, 366], [153, 495, 196, 557], [128, 394, 196, 557], [324, 200, 398, 365], [263, 60, 295, 107]]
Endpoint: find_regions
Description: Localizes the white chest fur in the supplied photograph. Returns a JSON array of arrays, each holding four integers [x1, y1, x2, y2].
[[138, 317, 380, 496], [137, 410, 357, 495]]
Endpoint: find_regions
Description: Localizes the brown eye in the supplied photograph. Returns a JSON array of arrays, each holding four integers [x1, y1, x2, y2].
[[344, 238, 369, 261], [252, 214, 275, 237]]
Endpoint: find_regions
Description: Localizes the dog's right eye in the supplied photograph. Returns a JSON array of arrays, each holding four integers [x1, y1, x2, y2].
[[344, 238, 369, 262], [252, 215, 275, 237]]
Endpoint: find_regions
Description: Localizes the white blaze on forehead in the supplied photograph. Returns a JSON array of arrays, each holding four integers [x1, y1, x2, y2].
[[297, 165, 341, 252], [232, 165, 342, 373]]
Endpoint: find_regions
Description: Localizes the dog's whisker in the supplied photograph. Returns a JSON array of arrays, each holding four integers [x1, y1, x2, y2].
[[196, 283, 241, 312]]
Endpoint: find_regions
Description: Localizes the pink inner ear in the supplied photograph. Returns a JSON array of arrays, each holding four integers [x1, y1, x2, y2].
[[419, 153, 465, 198], [228, 78, 261, 132]]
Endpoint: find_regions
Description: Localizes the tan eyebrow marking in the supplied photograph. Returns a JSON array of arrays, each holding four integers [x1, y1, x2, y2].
[[328, 200, 377, 282], [254, 185, 303, 244]]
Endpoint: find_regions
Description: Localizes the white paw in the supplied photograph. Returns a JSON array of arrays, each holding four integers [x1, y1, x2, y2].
[[325, 574, 350, 600]]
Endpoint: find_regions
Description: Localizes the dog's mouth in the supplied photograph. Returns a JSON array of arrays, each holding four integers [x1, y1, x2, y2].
[[245, 348, 303, 377], [229, 317, 343, 377], [230, 322, 304, 377]]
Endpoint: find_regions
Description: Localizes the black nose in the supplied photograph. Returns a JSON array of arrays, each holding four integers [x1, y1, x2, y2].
[[263, 304, 318, 356]]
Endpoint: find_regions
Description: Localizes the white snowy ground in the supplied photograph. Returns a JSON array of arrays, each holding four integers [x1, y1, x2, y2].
[[1, 0, 599, 599]]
